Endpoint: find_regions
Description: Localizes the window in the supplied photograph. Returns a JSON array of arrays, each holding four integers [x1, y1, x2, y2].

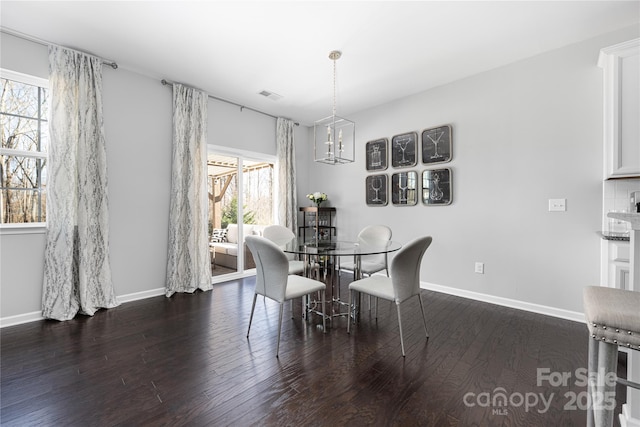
[[0, 70, 49, 224], [208, 149, 276, 277]]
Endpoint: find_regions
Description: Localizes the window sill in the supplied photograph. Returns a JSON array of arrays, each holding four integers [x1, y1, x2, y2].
[[0, 223, 46, 235]]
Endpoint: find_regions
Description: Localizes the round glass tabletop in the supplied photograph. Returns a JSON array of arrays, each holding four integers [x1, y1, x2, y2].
[[283, 239, 402, 257]]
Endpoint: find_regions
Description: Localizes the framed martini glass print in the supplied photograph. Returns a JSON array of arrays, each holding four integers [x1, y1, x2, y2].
[[391, 132, 417, 168], [422, 125, 452, 165]]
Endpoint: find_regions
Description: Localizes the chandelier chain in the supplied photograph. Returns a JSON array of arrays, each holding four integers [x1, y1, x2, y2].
[[332, 55, 337, 118]]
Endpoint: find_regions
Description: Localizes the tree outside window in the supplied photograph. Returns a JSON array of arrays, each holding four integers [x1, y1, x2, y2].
[[0, 72, 49, 224]]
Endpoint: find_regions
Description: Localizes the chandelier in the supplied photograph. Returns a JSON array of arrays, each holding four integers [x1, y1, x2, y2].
[[314, 50, 355, 164]]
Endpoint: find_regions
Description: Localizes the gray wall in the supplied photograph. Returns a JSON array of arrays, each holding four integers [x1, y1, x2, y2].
[[299, 25, 639, 316], [1, 25, 638, 323]]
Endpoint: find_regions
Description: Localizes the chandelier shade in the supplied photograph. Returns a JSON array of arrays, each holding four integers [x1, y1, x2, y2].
[[314, 51, 355, 165]]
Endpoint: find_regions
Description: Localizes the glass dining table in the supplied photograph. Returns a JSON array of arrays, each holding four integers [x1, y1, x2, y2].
[[283, 238, 402, 322]]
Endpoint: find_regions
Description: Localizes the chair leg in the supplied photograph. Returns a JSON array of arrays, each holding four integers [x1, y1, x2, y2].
[[593, 340, 617, 427], [302, 295, 307, 320], [347, 289, 353, 333], [376, 266, 387, 318], [321, 289, 326, 333], [337, 258, 341, 298], [276, 303, 284, 358], [396, 303, 406, 357], [417, 294, 429, 338], [587, 337, 597, 427], [247, 293, 258, 338], [335, 260, 340, 301]]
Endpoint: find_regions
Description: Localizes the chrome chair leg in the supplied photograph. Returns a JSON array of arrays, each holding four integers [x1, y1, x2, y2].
[[276, 303, 284, 358], [396, 303, 406, 357], [418, 295, 429, 338], [321, 289, 326, 333], [302, 295, 306, 320], [347, 290, 353, 333], [247, 293, 258, 338]]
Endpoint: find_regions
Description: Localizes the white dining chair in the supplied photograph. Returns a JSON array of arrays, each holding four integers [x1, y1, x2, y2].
[[245, 235, 326, 357], [347, 236, 433, 357], [263, 225, 305, 275], [341, 225, 392, 279], [340, 225, 392, 310]]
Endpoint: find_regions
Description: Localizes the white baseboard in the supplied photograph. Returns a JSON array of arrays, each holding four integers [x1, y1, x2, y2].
[[0, 277, 250, 328], [1, 279, 585, 328], [420, 281, 585, 323], [116, 287, 165, 304], [0, 287, 166, 328], [0, 311, 44, 328]]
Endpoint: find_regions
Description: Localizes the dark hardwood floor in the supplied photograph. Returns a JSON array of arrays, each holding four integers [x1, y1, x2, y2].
[[0, 274, 625, 426]]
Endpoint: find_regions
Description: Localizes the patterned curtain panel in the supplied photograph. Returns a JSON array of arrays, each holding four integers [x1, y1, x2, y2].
[[276, 118, 297, 232], [42, 46, 119, 321], [165, 84, 211, 297]]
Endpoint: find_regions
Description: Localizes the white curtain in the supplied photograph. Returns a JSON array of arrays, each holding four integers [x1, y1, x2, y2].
[[42, 46, 119, 321], [276, 118, 297, 232], [165, 84, 211, 297]]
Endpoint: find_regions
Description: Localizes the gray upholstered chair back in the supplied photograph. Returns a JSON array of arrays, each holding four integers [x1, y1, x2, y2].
[[245, 235, 289, 302], [390, 236, 432, 303]]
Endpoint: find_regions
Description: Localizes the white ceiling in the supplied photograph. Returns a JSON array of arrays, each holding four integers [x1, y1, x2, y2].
[[1, 1, 639, 126]]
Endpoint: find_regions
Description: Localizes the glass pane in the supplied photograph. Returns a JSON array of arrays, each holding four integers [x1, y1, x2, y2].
[[39, 123, 49, 152], [39, 158, 48, 185], [40, 87, 49, 120], [0, 188, 45, 223], [207, 153, 276, 276], [241, 159, 274, 271], [208, 153, 239, 276], [1, 78, 40, 119], [1, 155, 42, 189], [242, 159, 274, 226], [1, 116, 40, 151]]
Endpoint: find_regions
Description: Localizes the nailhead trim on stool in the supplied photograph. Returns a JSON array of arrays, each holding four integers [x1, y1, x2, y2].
[[583, 286, 640, 427], [584, 286, 640, 349], [589, 324, 639, 350]]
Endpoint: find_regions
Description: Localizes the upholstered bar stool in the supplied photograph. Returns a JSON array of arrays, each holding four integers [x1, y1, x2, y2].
[[583, 286, 640, 427]]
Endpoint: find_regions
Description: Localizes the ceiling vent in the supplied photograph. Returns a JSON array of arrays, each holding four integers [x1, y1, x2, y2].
[[258, 90, 283, 101]]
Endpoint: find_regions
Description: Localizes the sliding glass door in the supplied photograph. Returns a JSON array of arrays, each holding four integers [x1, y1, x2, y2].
[[207, 150, 275, 278]]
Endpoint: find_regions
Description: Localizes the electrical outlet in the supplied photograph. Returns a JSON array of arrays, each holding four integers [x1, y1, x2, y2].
[[548, 198, 566, 212], [475, 262, 484, 274]]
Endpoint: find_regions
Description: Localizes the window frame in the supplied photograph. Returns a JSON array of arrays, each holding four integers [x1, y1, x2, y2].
[[208, 144, 277, 280], [0, 68, 49, 232]]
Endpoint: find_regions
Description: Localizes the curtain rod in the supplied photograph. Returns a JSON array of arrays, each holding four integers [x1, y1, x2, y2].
[[1, 28, 118, 70], [161, 78, 299, 126]]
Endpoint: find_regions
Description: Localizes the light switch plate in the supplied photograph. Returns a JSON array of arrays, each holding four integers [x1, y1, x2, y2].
[[549, 198, 566, 212], [475, 262, 484, 274]]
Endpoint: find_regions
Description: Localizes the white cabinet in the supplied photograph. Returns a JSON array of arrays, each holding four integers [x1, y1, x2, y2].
[[598, 39, 640, 178], [601, 239, 630, 289]]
